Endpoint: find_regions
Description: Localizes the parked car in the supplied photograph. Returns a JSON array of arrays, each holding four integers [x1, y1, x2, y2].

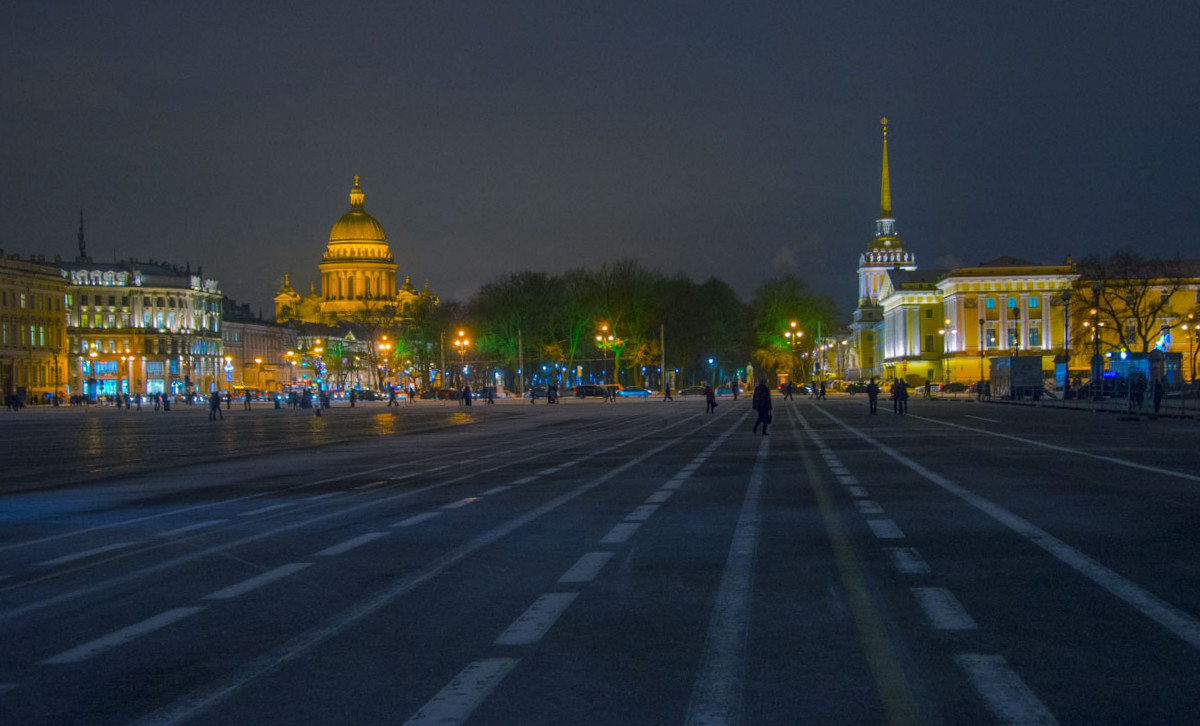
[[618, 386, 650, 397], [939, 382, 967, 392], [528, 386, 549, 399], [573, 384, 606, 398], [845, 382, 867, 395]]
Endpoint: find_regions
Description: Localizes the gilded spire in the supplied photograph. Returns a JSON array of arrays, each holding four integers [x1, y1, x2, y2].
[[349, 175, 364, 209], [880, 118, 892, 218]]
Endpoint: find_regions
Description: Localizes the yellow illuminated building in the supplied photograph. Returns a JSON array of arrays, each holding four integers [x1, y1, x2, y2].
[[275, 177, 436, 325]]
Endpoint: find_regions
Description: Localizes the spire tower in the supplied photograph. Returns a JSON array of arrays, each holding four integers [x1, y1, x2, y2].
[[880, 118, 892, 218], [77, 208, 89, 262]]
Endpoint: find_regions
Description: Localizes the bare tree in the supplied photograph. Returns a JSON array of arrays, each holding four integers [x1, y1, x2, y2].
[[1075, 252, 1193, 353]]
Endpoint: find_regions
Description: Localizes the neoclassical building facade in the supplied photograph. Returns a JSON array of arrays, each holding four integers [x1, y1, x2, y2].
[[275, 177, 436, 325]]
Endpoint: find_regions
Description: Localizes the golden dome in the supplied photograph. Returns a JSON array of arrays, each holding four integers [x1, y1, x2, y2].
[[329, 176, 387, 243]]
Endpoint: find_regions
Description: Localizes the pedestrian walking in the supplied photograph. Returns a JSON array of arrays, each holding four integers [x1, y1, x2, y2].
[[809, 381, 817, 399], [387, 386, 398, 407], [924, 378, 932, 399], [894, 379, 909, 415], [208, 391, 223, 420], [462, 384, 472, 406], [244, 390, 252, 410], [408, 386, 416, 404], [162, 394, 170, 411], [349, 389, 357, 407], [704, 384, 717, 414], [225, 391, 232, 410], [663, 383, 673, 402], [486, 386, 495, 404], [782, 381, 793, 400], [1152, 375, 1166, 415], [751, 379, 772, 435], [866, 378, 879, 414], [818, 381, 826, 400], [730, 379, 739, 401]]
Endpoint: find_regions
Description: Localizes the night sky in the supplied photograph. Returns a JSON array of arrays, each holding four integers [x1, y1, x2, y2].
[[3, 2, 1197, 317]]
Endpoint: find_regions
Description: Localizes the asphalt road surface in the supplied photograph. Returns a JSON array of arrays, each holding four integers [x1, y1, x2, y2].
[[1, 394, 1198, 725]]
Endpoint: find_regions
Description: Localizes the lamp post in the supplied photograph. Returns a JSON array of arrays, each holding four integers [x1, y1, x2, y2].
[[453, 330, 470, 387], [938, 324, 948, 386], [377, 337, 393, 390], [1184, 314, 1197, 383], [708, 357, 716, 387], [978, 318, 986, 384], [595, 324, 615, 383]]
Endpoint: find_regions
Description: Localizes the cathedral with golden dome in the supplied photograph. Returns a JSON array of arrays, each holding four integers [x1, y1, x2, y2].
[[274, 176, 436, 324]]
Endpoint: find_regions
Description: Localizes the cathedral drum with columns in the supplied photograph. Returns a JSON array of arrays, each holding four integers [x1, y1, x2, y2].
[[275, 177, 436, 325]]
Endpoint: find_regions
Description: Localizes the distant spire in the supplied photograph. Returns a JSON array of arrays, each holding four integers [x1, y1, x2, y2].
[[880, 117, 892, 218], [349, 175, 364, 209], [77, 209, 88, 261]]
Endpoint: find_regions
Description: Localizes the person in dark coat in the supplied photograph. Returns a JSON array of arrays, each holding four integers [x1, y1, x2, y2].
[[818, 381, 826, 399], [208, 391, 223, 420], [866, 378, 880, 414], [751, 379, 772, 435], [782, 381, 793, 400], [704, 384, 716, 413], [663, 383, 673, 401], [894, 379, 909, 415], [462, 384, 472, 406], [730, 379, 739, 401], [349, 389, 357, 407], [1152, 376, 1166, 415]]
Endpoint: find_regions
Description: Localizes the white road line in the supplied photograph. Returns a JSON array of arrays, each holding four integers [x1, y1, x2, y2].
[[884, 547, 932, 574], [624, 504, 659, 522], [158, 520, 228, 538], [39, 607, 205, 664], [392, 512, 444, 528], [964, 414, 1000, 423], [645, 490, 673, 504], [37, 542, 139, 567], [303, 493, 341, 501], [600, 522, 642, 544], [815, 406, 1200, 653], [686, 435, 769, 726], [911, 587, 978, 630], [352, 480, 388, 490], [512, 476, 538, 485], [846, 486, 869, 498], [855, 500, 885, 515], [662, 478, 686, 490], [124, 412, 732, 726], [866, 519, 905, 539], [558, 552, 615, 584], [955, 653, 1059, 725], [442, 497, 480, 510], [911, 413, 1200, 483], [481, 486, 512, 496], [403, 658, 519, 726], [830, 467, 851, 476], [838, 475, 859, 485], [315, 532, 389, 557], [202, 563, 312, 600], [240, 503, 295, 517], [0, 683, 17, 695], [494, 593, 579, 646]]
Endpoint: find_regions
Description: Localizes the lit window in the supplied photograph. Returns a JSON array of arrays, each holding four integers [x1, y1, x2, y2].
[[1029, 297, 1038, 309], [1007, 297, 1017, 309], [985, 298, 996, 310], [1029, 326, 1041, 347]]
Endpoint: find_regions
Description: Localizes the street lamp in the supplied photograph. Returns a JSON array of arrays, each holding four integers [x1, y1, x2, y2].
[[707, 357, 716, 386], [938, 324, 949, 385], [377, 336, 393, 390], [978, 318, 986, 384], [1183, 314, 1197, 383], [783, 322, 801, 384], [595, 324, 615, 383], [453, 330, 470, 387]]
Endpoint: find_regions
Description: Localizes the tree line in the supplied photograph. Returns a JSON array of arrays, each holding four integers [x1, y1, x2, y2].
[[322, 260, 840, 392]]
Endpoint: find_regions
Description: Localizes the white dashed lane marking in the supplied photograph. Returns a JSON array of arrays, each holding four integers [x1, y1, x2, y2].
[[600, 522, 642, 544], [37, 542, 139, 567], [202, 563, 312, 600], [624, 505, 659, 522], [481, 486, 512, 496], [404, 658, 519, 726], [866, 519, 905, 539], [955, 653, 1059, 725], [39, 607, 206, 664], [158, 520, 228, 538], [315, 532, 389, 556], [645, 490, 673, 504], [855, 500, 884, 515], [558, 552, 614, 584], [911, 587, 978, 631], [392, 512, 443, 528], [884, 547, 932, 574], [442, 497, 479, 510], [240, 503, 295, 517], [493, 593, 579, 646]]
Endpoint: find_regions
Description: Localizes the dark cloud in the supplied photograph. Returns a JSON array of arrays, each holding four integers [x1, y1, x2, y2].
[[3, 1, 1197, 318]]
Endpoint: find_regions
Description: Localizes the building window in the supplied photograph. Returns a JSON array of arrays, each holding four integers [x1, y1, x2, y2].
[[1029, 297, 1038, 309], [924, 334, 935, 351], [1029, 325, 1041, 347], [925, 309, 932, 318], [20, 293, 27, 308], [985, 327, 998, 348], [985, 297, 996, 310], [1007, 297, 1017, 309], [1007, 325, 1019, 348]]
